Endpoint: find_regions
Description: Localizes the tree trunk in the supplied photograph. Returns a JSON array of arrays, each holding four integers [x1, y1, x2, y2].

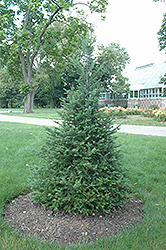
[[51, 98, 55, 108], [23, 92, 34, 113], [5, 102, 8, 108], [31, 86, 38, 110], [23, 86, 38, 113]]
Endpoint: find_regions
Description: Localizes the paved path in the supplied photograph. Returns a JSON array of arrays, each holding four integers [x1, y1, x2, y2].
[[0, 114, 166, 137], [0, 114, 59, 127]]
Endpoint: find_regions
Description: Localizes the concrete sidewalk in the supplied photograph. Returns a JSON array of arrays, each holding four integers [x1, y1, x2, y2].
[[0, 114, 166, 137], [0, 114, 60, 127]]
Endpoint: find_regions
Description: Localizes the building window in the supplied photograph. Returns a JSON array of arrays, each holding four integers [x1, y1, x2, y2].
[[99, 93, 106, 100], [134, 91, 138, 98], [130, 91, 133, 98]]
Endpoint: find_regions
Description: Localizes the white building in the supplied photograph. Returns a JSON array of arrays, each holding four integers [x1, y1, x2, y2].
[[99, 61, 166, 109]]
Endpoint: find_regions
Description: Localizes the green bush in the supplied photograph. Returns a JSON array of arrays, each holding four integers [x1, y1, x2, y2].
[[29, 35, 128, 215], [115, 107, 127, 118], [154, 108, 166, 122], [149, 104, 159, 110]]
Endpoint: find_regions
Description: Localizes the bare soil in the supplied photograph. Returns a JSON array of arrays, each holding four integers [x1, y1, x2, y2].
[[3, 193, 143, 245]]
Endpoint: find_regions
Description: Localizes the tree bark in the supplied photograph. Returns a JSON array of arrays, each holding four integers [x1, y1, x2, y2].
[[31, 86, 38, 110], [51, 99, 55, 108], [18, 6, 63, 113], [23, 85, 39, 113], [23, 92, 34, 113]]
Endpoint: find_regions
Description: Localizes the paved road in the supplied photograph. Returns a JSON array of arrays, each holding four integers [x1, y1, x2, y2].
[[0, 114, 166, 137]]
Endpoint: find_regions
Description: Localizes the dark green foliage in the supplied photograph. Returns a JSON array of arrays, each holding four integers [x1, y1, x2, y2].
[[157, 13, 166, 51], [30, 35, 128, 215], [159, 74, 166, 97], [0, 68, 23, 108], [149, 104, 159, 110]]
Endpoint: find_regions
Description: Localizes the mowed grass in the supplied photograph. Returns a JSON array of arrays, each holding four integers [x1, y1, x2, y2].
[[115, 115, 166, 127], [1, 107, 166, 126], [0, 122, 166, 249], [0, 108, 62, 120]]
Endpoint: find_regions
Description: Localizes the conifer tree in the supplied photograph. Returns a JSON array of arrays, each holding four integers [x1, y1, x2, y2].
[[30, 33, 128, 215]]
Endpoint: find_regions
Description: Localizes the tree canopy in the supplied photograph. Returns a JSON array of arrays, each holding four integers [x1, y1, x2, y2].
[[0, 68, 22, 108], [157, 13, 166, 51], [96, 43, 130, 96], [0, 0, 108, 113]]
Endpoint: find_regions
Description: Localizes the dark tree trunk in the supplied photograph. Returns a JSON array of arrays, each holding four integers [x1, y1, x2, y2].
[[23, 92, 34, 113], [5, 102, 8, 108], [23, 86, 38, 113], [51, 99, 55, 108]]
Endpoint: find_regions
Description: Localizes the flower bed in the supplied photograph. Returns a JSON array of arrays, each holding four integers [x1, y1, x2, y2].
[[99, 106, 166, 122], [153, 108, 166, 122]]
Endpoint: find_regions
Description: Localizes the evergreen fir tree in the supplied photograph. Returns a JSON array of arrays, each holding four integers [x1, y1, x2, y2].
[[30, 34, 128, 215]]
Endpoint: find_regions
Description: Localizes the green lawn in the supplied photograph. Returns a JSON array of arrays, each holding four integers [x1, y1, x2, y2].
[[0, 108, 62, 120], [115, 115, 166, 127], [0, 121, 166, 249], [1, 108, 166, 127]]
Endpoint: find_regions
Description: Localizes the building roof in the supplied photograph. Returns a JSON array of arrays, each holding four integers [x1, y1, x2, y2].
[[127, 61, 166, 91]]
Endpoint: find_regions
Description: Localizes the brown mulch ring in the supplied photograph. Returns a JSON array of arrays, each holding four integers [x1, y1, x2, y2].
[[3, 193, 143, 245]]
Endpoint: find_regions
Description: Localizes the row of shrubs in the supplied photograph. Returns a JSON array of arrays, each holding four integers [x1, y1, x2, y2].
[[99, 106, 166, 122]]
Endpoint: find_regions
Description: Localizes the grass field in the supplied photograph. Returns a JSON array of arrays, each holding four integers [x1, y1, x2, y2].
[[0, 108, 61, 120], [0, 121, 166, 249], [1, 108, 166, 127]]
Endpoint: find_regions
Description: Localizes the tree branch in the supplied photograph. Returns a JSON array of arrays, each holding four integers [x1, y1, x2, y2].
[[30, 6, 62, 69], [18, 48, 28, 84], [27, 49, 30, 68], [24, 9, 31, 30], [52, 0, 61, 9]]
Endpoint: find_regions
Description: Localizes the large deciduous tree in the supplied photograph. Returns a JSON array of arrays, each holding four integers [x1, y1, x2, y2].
[[0, 0, 108, 113], [96, 43, 130, 97], [61, 43, 130, 99]]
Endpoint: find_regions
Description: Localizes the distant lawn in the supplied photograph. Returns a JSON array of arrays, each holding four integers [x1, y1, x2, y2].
[[115, 115, 166, 127], [0, 108, 62, 120], [1, 108, 166, 127], [0, 122, 166, 249]]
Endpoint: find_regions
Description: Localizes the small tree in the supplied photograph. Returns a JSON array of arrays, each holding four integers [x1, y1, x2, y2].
[[30, 34, 128, 215]]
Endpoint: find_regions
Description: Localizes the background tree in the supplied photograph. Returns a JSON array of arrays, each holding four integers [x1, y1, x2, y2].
[[33, 20, 89, 108], [156, 8, 166, 96], [159, 74, 166, 97], [157, 13, 166, 52], [34, 65, 64, 108], [29, 33, 128, 215], [0, 68, 23, 108], [96, 43, 130, 97], [0, 0, 108, 113]]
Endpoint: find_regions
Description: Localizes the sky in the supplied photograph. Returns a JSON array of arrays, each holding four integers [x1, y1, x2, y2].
[[83, 0, 166, 71]]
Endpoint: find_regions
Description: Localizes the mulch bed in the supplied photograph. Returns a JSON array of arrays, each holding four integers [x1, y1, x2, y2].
[[3, 193, 143, 245]]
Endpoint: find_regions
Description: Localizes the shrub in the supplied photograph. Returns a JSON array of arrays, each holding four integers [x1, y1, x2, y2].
[[142, 109, 154, 118], [126, 107, 143, 115], [115, 106, 127, 118], [154, 108, 166, 122], [29, 35, 128, 215], [149, 104, 159, 110]]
